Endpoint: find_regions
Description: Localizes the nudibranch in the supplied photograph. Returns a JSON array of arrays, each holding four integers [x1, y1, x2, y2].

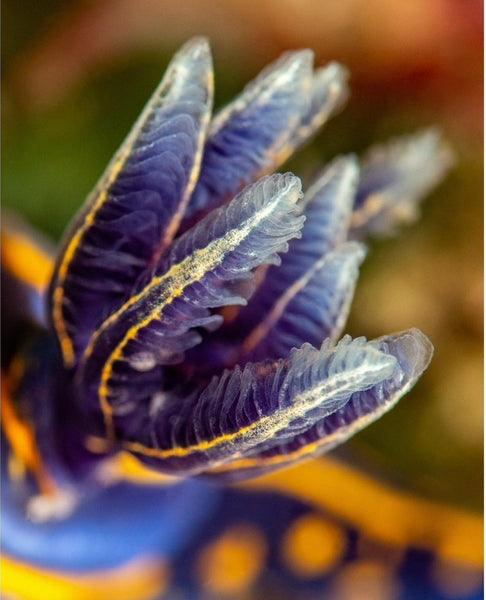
[[45, 36, 449, 480], [4, 37, 471, 600]]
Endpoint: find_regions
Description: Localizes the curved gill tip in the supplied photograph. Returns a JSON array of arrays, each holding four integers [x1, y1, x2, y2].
[[175, 35, 212, 63], [210, 49, 313, 132], [282, 170, 304, 197], [371, 327, 434, 385], [363, 126, 455, 191], [265, 172, 304, 208], [182, 35, 210, 53], [333, 153, 360, 179], [362, 127, 455, 203], [163, 36, 213, 97], [287, 61, 350, 151], [305, 153, 360, 203], [313, 60, 350, 108], [338, 239, 367, 264], [328, 153, 360, 177], [408, 126, 456, 179], [351, 128, 455, 238], [169, 36, 213, 92], [257, 48, 314, 86], [273, 48, 314, 84]]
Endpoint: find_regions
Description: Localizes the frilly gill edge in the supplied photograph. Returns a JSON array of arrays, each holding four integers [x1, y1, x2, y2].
[[44, 36, 451, 482]]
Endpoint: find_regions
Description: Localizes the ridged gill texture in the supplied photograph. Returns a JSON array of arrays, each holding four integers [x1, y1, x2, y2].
[[39, 37, 450, 480]]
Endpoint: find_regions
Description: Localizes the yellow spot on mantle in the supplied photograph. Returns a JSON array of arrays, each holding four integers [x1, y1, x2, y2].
[[329, 559, 400, 600], [238, 457, 483, 567], [281, 513, 346, 578], [196, 524, 266, 596]]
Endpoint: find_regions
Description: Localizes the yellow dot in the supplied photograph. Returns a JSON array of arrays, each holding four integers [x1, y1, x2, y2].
[[195, 524, 266, 596], [281, 513, 346, 578], [329, 559, 400, 600]]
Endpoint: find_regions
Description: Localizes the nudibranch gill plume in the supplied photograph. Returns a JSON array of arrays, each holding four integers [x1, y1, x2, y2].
[[2, 36, 465, 599], [4, 36, 455, 489]]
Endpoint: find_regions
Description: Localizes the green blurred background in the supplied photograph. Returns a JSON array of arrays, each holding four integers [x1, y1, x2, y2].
[[2, 0, 482, 510]]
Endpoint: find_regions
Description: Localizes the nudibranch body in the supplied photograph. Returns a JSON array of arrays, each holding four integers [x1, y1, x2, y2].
[[3, 37, 476, 600], [44, 37, 445, 480]]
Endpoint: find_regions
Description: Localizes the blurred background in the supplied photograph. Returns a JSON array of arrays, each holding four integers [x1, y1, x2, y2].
[[2, 0, 483, 512]]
